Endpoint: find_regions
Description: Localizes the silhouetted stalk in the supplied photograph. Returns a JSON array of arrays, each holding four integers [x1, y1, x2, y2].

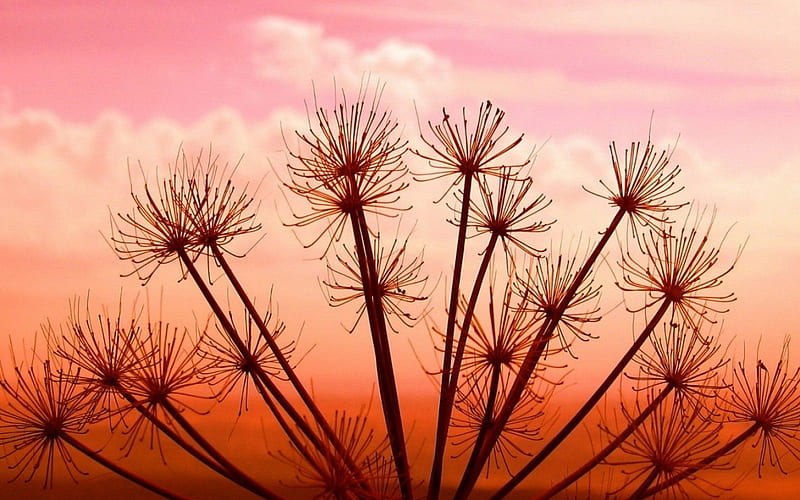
[[210, 244, 372, 490], [160, 398, 280, 499], [429, 172, 474, 499], [116, 390, 249, 488], [638, 423, 759, 499], [176, 248, 360, 489], [346, 184, 413, 499], [462, 359, 504, 480], [61, 433, 189, 500], [533, 386, 673, 500], [628, 467, 661, 500], [457, 207, 627, 496], [250, 373, 326, 479], [490, 298, 671, 499]]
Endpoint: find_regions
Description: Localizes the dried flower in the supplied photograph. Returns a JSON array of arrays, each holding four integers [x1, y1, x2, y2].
[[324, 232, 427, 333], [199, 304, 293, 415], [112, 153, 198, 283], [618, 210, 739, 332], [464, 168, 553, 263], [0, 360, 92, 487], [516, 252, 601, 352], [451, 372, 548, 476], [414, 101, 527, 197], [285, 84, 409, 253], [723, 341, 800, 476], [121, 322, 210, 459], [584, 140, 686, 240], [48, 304, 147, 428], [458, 280, 555, 390], [605, 395, 723, 499], [182, 148, 262, 257], [274, 406, 393, 499], [628, 321, 728, 405]]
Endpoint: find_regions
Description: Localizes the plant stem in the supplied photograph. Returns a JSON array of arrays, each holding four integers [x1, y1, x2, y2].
[[628, 467, 661, 500], [211, 244, 372, 491], [490, 298, 671, 499], [177, 249, 354, 487], [637, 423, 759, 499], [533, 385, 672, 500], [429, 173, 474, 499], [161, 398, 280, 499], [62, 433, 190, 500], [457, 207, 627, 497], [347, 198, 413, 499]]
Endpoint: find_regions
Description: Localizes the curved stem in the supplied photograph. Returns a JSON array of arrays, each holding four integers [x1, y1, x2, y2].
[[62, 433, 189, 500]]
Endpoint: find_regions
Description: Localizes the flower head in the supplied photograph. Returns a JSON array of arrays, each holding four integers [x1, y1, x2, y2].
[[585, 139, 686, 240], [112, 152, 198, 283], [606, 395, 723, 499], [0, 360, 93, 488], [464, 168, 553, 265], [618, 209, 739, 332], [515, 251, 602, 353], [181, 148, 261, 258], [199, 301, 293, 415], [323, 231, 428, 333], [723, 341, 800, 476], [628, 321, 728, 406], [48, 300, 148, 428], [451, 372, 549, 476], [285, 84, 409, 254], [414, 101, 527, 198]]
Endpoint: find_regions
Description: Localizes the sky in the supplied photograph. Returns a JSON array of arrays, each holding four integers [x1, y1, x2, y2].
[[1, 0, 799, 496]]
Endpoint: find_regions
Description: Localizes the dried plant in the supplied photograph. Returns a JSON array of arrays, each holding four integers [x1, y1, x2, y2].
[[3, 85, 797, 500]]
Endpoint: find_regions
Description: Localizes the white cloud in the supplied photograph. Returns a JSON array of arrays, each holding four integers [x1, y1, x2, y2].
[[249, 16, 454, 114]]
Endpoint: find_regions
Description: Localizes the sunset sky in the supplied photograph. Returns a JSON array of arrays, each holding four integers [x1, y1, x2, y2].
[[1, 0, 799, 496]]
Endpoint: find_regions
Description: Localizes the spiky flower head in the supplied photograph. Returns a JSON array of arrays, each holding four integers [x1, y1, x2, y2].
[[323, 231, 427, 333], [628, 321, 728, 406], [618, 209, 739, 332], [723, 341, 800, 476], [285, 84, 409, 254], [0, 360, 93, 488], [585, 139, 686, 240], [414, 101, 528, 198]]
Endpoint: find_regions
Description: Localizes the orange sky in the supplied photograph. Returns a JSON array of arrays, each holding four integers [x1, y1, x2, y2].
[[1, 1, 799, 497]]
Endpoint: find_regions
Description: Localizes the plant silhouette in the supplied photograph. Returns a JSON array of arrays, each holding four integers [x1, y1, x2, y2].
[[2, 84, 799, 499]]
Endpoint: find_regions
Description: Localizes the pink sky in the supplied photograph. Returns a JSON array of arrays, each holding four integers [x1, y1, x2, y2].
[[1, 1, 799, 496]]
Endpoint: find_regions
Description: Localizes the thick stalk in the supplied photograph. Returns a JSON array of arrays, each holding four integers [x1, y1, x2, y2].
[[177, 249, 347, 483], [347, 201, 413, 499], [628, 467, 661, 500], [160, 398, 280, 500], [462, 361, 503, 478], [429, 173, 474, 499], [62, 433, 190, 500], [118, 390, 240, 485], [533, 385, 672, 500], [458, 208, 627, 497], [487, 298, 671, 499], [637, 423, 759, 499], [211, 244, 373, 491]]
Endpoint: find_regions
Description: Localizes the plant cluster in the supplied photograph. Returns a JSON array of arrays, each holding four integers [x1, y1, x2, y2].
[[2, 85, 799, 499]]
